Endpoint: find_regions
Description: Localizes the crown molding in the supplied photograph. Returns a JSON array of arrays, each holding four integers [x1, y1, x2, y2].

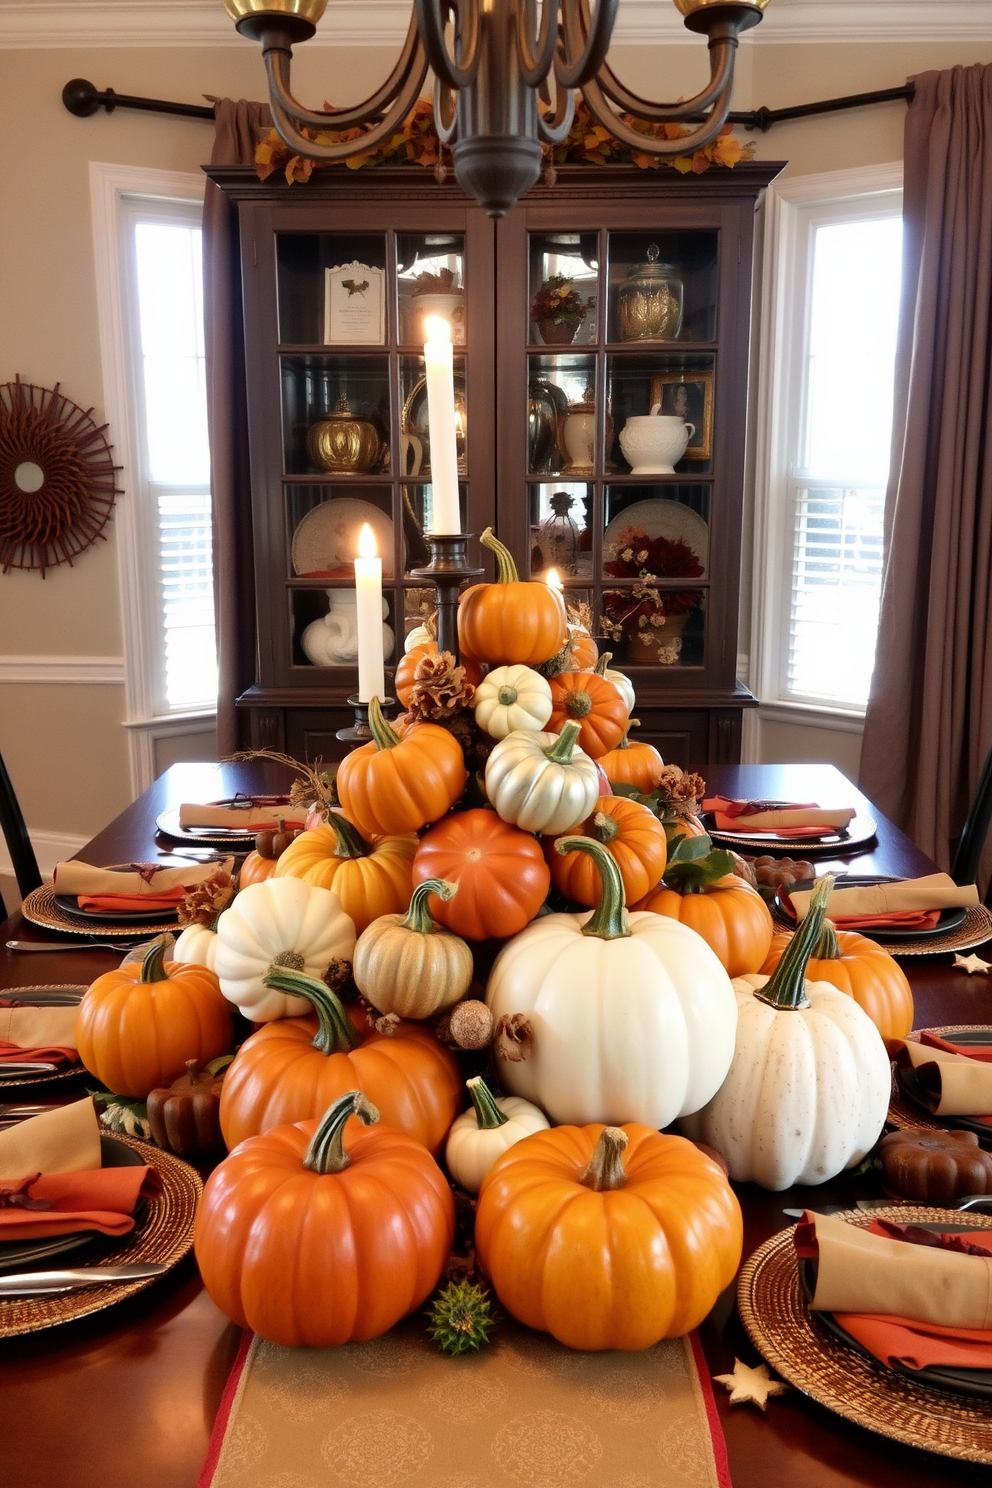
[[1, 0, 990, 49]]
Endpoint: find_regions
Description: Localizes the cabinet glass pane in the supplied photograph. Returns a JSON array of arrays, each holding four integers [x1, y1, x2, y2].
[[604, 484, 709, 579], [601, 589, 706, 670], [281, 355, 390, 476], [528, 233, 600, 346], [286, 485, 396, 578], [528, 353, 597, 475], [528, 483, 592, 578], [397, 234, 466, 346], [399, 354, 467, 477], [401, 482, 468, 574], [608, 353, 714, 475], [276, 233, 388, 346], [291, 585, 397, 669], [607, 232, 719, 345]]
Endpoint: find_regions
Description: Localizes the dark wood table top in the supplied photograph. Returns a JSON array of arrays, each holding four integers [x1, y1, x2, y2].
[[2, 760, 990, 1488]]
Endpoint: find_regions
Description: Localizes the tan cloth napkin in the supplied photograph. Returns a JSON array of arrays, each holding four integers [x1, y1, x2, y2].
[[0, 1006, 78, 1051], [804, 1211, 992, 1329], [178, 803, 307, 830], [900, 1040, 969, 1070], [53, 859, 233, 896], [790, 872, 979, 921], [0, 1098, 102, 1182], [914, 1059, 992, 1116]]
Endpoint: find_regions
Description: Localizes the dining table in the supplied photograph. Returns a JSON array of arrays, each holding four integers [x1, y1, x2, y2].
[[2, 757, 991, 1488]]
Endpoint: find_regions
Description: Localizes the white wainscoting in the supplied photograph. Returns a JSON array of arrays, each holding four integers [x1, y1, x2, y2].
[[0, 828, 89, 884], [0, 656, 125, 685]]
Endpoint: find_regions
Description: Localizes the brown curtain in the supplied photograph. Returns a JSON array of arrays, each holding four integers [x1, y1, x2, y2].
[[203, 100, 272, 756], [859, 64, 992, 884]]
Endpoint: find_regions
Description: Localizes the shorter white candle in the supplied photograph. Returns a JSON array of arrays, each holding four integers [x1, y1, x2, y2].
[[545, 567, 563, 593], [423, 315, 461, 535], [354, 523, 385, 704]]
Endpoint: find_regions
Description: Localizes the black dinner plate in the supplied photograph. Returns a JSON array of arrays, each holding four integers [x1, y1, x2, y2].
[[0, 1136, 145, 1274], [52, 894, 178, 927], [703, 808, 878, 855], [799, 1225, 992, 1400], [896, 1059, 992, 1148], [774, 876, 968, 943]]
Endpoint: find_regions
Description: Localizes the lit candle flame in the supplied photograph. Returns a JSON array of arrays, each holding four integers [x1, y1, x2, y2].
[[545, 567, 563, 592], [357, 522, 378, 560], [424, 315, 452, 344]]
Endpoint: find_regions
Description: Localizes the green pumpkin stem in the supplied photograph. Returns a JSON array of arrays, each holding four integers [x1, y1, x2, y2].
[[580, 1127, 629, 1191], [555, 836, 630, 940], [590, 811, 619, 844], [756, 874, 835, 1011], [139, 934, 173, 983], [303, 1090, 379, 1175], [261, 966, 361, 1054], [594, 651, 613, 676], [325, 811, 372, 860], [543, 720, 583, 764], [497, 685, 518, 706], [368, 696, 401, 751], [466, 1075, 509, 1130], [814, 919, 841, 960], [480, 526, 519, 584], [401, 878, 457, 935]]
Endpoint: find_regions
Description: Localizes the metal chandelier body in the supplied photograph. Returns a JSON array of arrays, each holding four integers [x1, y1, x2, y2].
[[223, 0, 770, 216]]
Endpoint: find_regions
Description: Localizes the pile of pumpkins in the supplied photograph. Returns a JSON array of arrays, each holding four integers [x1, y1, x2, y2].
[[73, 529, 911, 1353]]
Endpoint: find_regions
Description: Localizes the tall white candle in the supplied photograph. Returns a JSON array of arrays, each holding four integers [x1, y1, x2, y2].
[[423, 315, 461, 535], [354, 523, 385, 704]]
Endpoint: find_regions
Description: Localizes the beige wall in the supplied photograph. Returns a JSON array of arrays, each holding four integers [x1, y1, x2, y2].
[[2, 36, 989, 858]]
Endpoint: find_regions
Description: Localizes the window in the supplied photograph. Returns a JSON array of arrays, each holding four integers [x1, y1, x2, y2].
[[751, 164, 903, 719]]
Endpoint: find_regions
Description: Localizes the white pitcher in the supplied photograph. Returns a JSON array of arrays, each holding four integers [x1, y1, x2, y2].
[[619, 404, 694, 475]]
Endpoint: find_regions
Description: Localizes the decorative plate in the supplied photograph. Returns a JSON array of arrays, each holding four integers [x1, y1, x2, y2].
[[20, 883, 180, 939], [738, 1207, 992, 1464], [53, 894, 178, 928], [290, 498, 394, 577], [155, 807, 258, 848], [603, 498, 709, 577], [0, 1137, 143, 1274], [703, 809, 878, 855], [0, 1135, 201, 1338], [773, 875, 969, 943]]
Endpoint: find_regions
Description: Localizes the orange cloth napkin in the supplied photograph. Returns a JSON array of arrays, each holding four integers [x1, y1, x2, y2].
[[781, 894, 941, 931], [835, 1313, 992, 1370], [76, 887, 187, 914], [0, 1004, 78, 1064], [0, 1041, 76, 1068], [0, 1166, 162, 1240], [702, 796, 855, 836], [920, 1030, 992, 1064]]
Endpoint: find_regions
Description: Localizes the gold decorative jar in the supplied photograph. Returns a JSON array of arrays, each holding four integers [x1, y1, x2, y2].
[[306, 395, 385, 474], [617, 245, 684, 342]]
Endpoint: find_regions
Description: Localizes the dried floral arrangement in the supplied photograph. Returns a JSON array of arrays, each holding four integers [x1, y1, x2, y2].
[[530, 274, 596, 329], [600, 527, 704, 642], [255, 97, 755, 186], [411, 266, 461, 296]]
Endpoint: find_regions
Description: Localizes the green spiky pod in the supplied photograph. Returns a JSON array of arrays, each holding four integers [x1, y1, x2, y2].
[[427, 1280, 496, 1356]]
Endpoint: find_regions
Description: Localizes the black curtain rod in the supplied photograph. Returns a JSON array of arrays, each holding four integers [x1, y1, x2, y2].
[[61, 75, 916, 135]]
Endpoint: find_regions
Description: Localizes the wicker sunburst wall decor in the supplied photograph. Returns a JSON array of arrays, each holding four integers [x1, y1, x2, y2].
[[0, 376, 123, 577]]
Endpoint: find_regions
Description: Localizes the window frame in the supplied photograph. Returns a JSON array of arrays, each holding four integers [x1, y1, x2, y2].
[[90, 161, 216, 794], [749, 161, 903, 727]]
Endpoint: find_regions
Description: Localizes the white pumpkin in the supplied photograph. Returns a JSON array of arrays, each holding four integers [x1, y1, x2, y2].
[[595, 652, 636, 715], [680, 876, 891, 1190], [173, 921, 218, 971], [485, 721, 600, 835], [445, 1077, 549, 1194], [485, 838, 737, 1129], [404, 622, 433, 653], [474, 664, 553, 739], [212, 876, 356, 1022]]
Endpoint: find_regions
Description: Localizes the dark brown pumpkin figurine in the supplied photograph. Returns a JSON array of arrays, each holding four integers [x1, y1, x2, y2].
[[240, 817, 301, 887], [879, 1127, 992, 1204], [147, 1058, 230, 1158]]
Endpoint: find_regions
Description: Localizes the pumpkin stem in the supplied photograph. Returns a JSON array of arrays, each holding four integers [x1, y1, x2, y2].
[[590, 810, 619, 844], [324, 811, 372, 860], [480, 527, 519, 584], [303, 1090, 379, 1175], [185, 1059, 199, 1081], [367, 696, 401, 752], [139, 934, 173, 984], [594, 651, 612, 676], [466, 1075, 509, 1130], [555, 836, 631, 940], [814, 919, 841, 960], [755, 874, 834, 1011], [565, 688, 593, 718], [543, 720, 583, 765], [401, 878, 457, 935], [580, 1127, 629, 1191], [261, 966, 361, 1054], [497, 685, 518, 706]]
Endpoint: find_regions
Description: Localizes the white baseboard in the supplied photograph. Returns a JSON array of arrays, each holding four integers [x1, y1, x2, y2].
[[0, 656, 125, 686], [0, 828, 89, 883]]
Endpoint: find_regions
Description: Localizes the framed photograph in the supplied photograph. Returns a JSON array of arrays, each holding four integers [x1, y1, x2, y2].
[[324, 262, 386, 345], [649, 371, 714, 461]]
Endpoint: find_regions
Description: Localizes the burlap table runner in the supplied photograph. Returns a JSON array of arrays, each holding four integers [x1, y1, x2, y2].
[[200, 1315, 730, 1488]]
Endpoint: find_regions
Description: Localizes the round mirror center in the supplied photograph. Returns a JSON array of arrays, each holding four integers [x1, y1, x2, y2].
[[14, 461, 45, 493]]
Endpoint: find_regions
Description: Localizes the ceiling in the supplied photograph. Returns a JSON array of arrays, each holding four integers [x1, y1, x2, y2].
[[1, 0, 990, 48]]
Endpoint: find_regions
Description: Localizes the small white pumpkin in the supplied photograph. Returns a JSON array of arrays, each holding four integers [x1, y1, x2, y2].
[[404, 622, 433, 653], [485, 720, 600, 835], [445, 1077, 549, 1194], [595, 651, 636, 715], [172, 921, 218, 971], [680, 876, 891, 1190], [212, 876, 356, 1022], [474, 664, 553, 740]]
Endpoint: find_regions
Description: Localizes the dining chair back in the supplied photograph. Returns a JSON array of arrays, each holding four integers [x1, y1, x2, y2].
[[951, 737, 992, 892], [0, 747, 42, 916]]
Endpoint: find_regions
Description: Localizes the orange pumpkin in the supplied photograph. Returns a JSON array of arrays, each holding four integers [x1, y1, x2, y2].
[[195, 1090, 455, 1347], [219, 967, 462, 1152], [760, 921, 914, 1040], [239, 816, 300, 885], [568, 628, 599, 670], [459, 528, 567, 666], [413, 809, 551, 941], [636, 874, 774, 978], [274, 813, 416, 933], [663, 812, 708, 849], [336, 696, 467, 838], [547, 672, 629, 759], [395, 640, 483, 707], [599, 729, 665, 794], [476, 1123, 742, 1350], [547, 796, 668, 906], [76, 936, 233, 1098]]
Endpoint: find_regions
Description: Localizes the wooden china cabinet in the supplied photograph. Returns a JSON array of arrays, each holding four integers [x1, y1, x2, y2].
[[210, 158, 782, 767]]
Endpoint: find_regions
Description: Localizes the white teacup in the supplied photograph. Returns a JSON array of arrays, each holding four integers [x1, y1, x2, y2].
[[619, 404, 695, 474]]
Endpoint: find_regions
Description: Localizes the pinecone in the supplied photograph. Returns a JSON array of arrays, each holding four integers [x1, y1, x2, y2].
[[405, 650, 476, 723], [177, 869, 234, 927]]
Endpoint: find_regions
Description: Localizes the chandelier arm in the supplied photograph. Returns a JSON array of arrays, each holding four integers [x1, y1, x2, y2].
[[515, 0, 562, 89], [555, 0, 619, 90], [577, 0, 736, 119], [413, 0, 482, 93], [536, 84, 576, 145], [579, 67, 736, 157], [265, 58, 428, 163], [433, 76, 459, 145], [260, 27, 428, 133]]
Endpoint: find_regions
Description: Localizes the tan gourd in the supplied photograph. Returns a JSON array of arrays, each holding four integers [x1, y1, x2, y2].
[[353, 878, 474, 1019]]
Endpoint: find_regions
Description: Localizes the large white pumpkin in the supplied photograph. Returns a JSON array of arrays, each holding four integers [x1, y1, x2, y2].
[[680, 876, 891, 1189], [485, 838, 738, 1129]]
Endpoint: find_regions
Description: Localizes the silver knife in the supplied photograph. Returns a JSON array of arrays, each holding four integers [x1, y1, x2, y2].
[[0, 1264, 169, 1296], [6, 941, 136, 952], [0, 1063, 58, 1074]]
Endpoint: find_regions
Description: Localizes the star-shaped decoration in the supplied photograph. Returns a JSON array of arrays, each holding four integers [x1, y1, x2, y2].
[[953, 952, 991, 975], [713, 1358, 789, 1411]]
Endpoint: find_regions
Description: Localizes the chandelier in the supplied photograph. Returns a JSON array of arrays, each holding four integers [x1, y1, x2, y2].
[[224, 0, 770, 217]]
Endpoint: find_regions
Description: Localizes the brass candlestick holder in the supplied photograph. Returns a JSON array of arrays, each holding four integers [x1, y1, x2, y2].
[[410, 533, 483, 663], [336, 693, 397, 744]]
